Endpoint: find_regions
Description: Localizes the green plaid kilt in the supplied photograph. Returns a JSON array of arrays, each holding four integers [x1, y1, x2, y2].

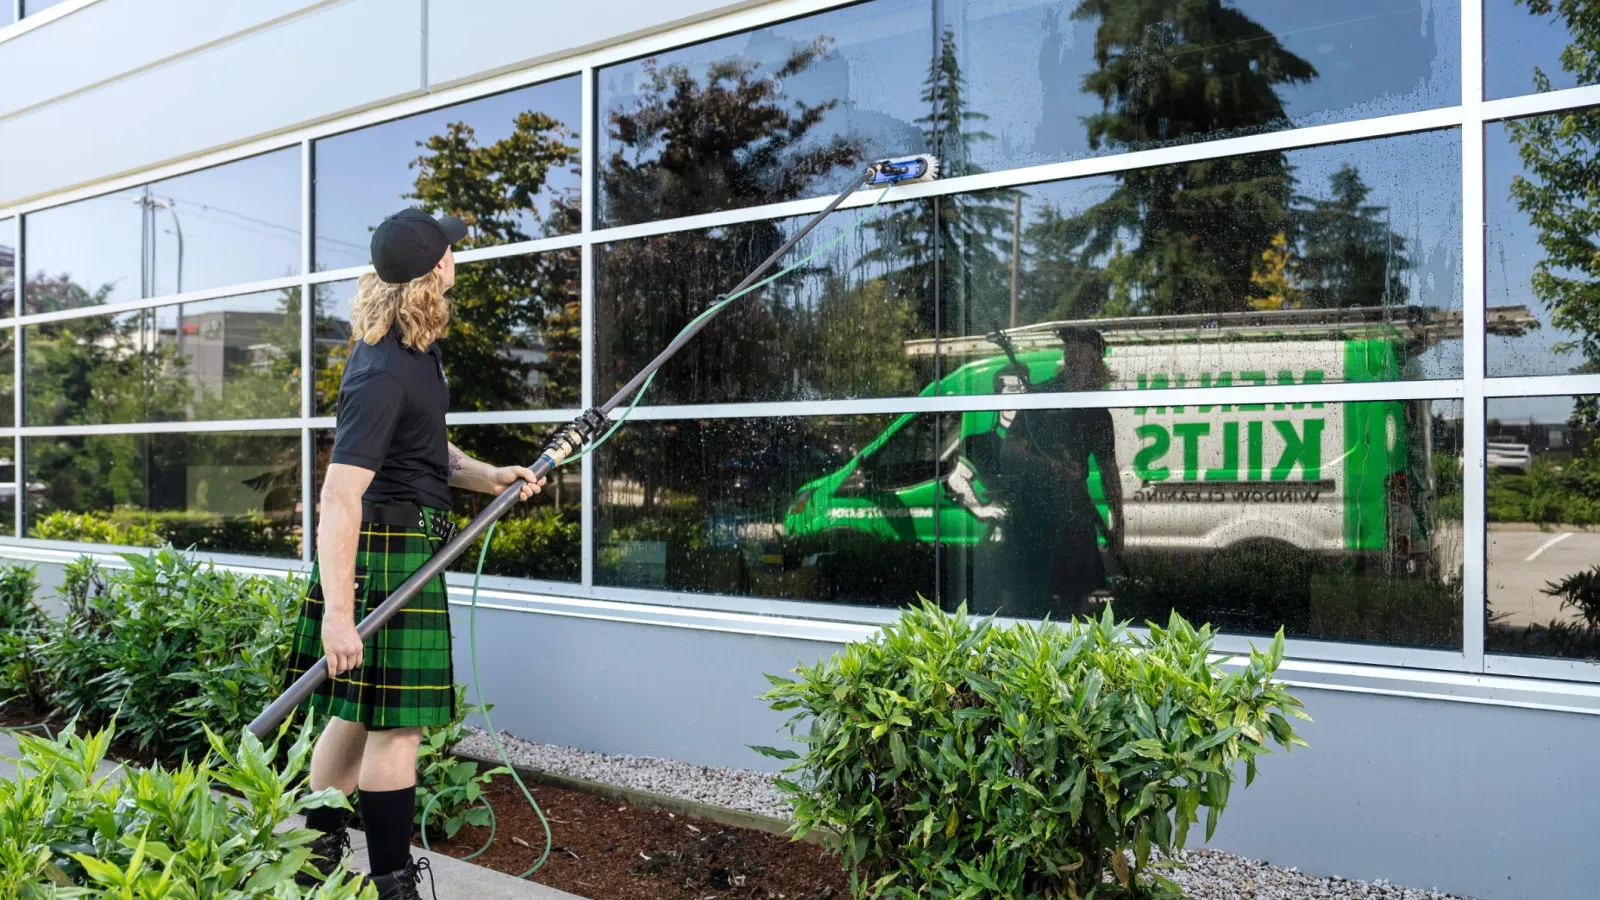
[[286, 507, 456, 729]]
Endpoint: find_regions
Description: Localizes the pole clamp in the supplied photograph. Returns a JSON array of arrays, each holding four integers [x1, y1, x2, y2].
[[541, 408, 611, 466]]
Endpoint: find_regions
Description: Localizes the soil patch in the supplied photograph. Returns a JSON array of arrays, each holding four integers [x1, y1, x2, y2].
[[424, 773, 852, 900]]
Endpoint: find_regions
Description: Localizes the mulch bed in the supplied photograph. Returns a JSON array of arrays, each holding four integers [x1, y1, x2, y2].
[[423, 773, 853, 900]]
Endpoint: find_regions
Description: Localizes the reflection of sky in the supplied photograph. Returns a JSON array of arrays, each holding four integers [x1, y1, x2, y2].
[[315, 77, 583, 271], [22, 148, 301, 307], [950, 0, 1460, 172], [1486, 0, 1597, 99], [596, 0, 932, 223], [1488, 394, 1583, 427], [1487, 121, 1594, 378]]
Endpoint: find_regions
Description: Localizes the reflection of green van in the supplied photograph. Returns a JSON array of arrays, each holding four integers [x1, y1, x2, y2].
[[785, 315, 1440, 575]]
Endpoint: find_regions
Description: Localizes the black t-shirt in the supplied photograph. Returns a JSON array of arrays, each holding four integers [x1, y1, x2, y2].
[[330, 331, 452, 510]]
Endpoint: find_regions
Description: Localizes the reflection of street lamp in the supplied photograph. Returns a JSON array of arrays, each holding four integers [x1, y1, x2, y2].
[[134, 193, 185, 294]]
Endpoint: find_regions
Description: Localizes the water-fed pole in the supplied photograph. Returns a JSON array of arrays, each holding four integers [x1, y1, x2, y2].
[[248, 156, 939, 739]]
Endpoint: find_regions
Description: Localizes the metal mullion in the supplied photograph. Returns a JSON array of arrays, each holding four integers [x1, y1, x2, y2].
[[14, 208, 23, 540], [300, 138, 314, 564], [1461, 0, 1487, 672], [581, 65, 597, 592], [1483, 83, 1600, 124], [306, 232, 587, 286], [1483, 374, 1600, 398], [446, 409, 577, 426], [1486, 653, 1600, 684], [19, 417, 307, 437], [15, 273, 308, 328], [612, 380, 1467, 423]]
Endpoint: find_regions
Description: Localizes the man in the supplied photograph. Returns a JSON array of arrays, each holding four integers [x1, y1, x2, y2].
[[990, 327, 1123, 619], [285, 208, 543, 899]]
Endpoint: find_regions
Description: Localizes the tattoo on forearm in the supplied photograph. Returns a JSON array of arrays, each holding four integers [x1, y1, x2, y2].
[[448, 447, 464, 477]]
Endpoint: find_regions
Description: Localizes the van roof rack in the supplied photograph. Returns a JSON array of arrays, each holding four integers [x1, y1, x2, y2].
[[906, 305, 1537, 358]]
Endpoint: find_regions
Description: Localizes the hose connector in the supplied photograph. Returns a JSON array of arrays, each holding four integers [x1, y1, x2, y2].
[[539, 408, 610, 468]]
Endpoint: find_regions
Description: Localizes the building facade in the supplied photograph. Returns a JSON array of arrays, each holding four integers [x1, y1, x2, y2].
[[1, 2, 1598, 897]]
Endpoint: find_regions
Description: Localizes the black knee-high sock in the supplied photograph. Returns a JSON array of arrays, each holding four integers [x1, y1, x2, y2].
[[360, 786, 416, 876], [305, 795, 353, 835]]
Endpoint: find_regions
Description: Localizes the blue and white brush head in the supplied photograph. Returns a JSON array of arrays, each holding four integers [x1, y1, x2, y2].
[[866, 154, 939, 187]]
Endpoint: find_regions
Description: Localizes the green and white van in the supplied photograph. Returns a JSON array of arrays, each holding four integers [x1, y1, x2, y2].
[[784, 312, 1442, 576]]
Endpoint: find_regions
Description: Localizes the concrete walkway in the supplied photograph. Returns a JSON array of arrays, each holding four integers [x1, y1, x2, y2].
[[0, 729, 585, 900]]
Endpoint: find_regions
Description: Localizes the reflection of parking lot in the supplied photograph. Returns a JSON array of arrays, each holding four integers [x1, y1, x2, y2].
[[1488, 526, 1600, 627]]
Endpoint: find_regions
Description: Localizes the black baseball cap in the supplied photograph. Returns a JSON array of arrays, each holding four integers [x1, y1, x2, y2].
[[370, 208, 468, 284]]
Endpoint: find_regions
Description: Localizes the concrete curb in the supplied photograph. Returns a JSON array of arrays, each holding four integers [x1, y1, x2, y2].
[[452, 749, 840, 851]]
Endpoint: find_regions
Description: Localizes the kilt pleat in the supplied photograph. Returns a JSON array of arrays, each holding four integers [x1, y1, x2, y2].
[[285, 507, 456, 729]]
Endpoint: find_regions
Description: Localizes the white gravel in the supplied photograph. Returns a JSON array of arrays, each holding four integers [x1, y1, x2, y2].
[[456, 728, 1472, 899], [456, 726, 793, 820]]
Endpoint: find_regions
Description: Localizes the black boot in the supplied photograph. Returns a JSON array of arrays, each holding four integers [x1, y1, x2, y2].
[[370, 857, 436, 900], [295, 826, 354, 886]]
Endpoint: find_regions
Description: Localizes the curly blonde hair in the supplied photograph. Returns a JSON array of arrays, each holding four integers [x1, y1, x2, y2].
[[349, 270, 451, 349]]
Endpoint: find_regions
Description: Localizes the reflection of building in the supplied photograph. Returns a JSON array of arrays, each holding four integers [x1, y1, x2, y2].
[[157, 310, 291, 397]]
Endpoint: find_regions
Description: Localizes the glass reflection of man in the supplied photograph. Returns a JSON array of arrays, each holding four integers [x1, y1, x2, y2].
[[994, 327, 1123, 619]]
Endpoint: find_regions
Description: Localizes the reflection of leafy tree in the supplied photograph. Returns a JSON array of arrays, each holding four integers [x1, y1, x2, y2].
[[1068, 0, 1314, 314], [1295, 165, 1410, 310], [599, 43, 866, 508], [1507, 0, 1600, 375], [407, 116, 582, 471]]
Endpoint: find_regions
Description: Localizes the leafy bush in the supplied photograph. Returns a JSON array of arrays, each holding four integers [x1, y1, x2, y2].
[[36, 550, 304, 758], [0, 720, 374, 899], [414, 684, 511, 840], [0, 564, 48, 712], [1488, 457, 1600, 525], [32, 508, 301, 557], [451, 508, 580, 581], [758, 603, 1308, 899]]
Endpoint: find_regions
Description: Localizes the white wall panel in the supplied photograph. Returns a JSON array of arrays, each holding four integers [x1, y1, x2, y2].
[[0, 0, 321, 119], [0, 0, 421, 206]]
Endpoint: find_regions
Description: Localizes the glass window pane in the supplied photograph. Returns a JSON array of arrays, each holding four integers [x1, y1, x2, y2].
[[935, 398, 1463, 648], [941, 129, 1463, 390], [1, 4, 13, 27], [949, 0, 1459, 176], [0, 329, 13, 428], [314, 251, 579, 416], [312, 426, 580, 583], [1485, 394, 1600, 660], [21, 148, 301, 312], [0, 217, 14, 317], [596, 415, 934, 603], [314, 77, 581, 271], [22, 0, 66, 16], [596, 0, 933, 228], [595, 199, 936, 406], [1487, 0, 1598, 99], [1488, 113, 1600, 377], [25, 287, 302, 426], [25, 431, 303, 558]]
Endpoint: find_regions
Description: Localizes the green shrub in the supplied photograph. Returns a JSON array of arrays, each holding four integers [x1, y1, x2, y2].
[[0, 720, 374, 899], [1488, 457, 1600, 526], [414, 684, 511, 840], [0, 564, 48, 712], [32, 508, 301, 557], [451, 508, 580, 581], [36, 549, 304, 758], [758, 603, 1308, 899]]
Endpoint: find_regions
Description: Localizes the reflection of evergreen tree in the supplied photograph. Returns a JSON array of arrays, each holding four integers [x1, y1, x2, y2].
[[1295, 165, 1411, 310], [1069, 0, 1315, 313], [866, 28, 1014, 337]]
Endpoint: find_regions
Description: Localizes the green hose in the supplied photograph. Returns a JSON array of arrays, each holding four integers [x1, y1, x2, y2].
[[422, 185, 895, 878]]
